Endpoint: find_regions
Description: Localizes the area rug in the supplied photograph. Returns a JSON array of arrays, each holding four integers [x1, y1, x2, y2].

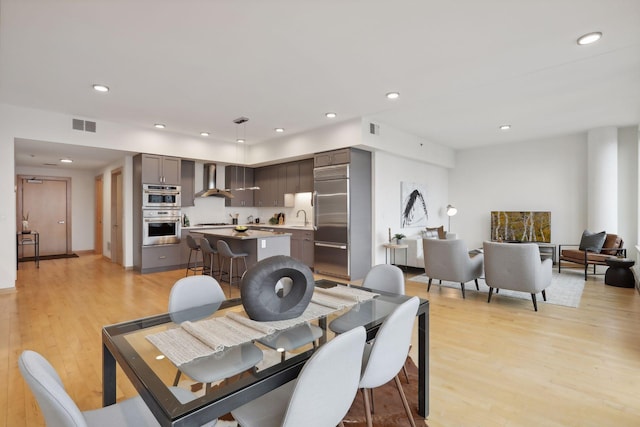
[[19, 253, 79, 262], [215, 357, 426, 426], [409, 270, 585, 308]]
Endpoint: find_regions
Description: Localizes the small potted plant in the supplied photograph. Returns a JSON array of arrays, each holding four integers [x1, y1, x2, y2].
[[393, 233, 406, 244]]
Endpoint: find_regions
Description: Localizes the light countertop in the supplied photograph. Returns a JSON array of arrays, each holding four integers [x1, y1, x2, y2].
[[190, 228, 291, 240]]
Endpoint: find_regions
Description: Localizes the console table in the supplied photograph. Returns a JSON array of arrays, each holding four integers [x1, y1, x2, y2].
[[383, 242, 408, 271]]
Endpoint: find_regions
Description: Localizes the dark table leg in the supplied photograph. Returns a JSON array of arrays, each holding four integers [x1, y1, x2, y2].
[[102, 341, 117, 406], [418, 305, 429, 418]]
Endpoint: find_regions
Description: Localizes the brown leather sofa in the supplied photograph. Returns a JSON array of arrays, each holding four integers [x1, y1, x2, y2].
[[559, 234, 626, 280]]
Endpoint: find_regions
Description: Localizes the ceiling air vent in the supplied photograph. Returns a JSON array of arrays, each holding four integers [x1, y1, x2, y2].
[[72, 118, 97, 132]]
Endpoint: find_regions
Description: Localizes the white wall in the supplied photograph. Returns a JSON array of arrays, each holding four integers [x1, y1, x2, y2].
[[373, 151, 450, 264], [450, 134, 588, 249], [618, 126, 639, 250]]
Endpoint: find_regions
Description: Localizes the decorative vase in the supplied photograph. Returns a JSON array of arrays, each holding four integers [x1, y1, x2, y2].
[[22, 220, 29, 232]]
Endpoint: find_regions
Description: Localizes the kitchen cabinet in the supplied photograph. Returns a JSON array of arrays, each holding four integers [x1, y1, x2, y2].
[[254, 164, 285, 207], [284, 159, 313, 194], [140, 244, 181, 273], [298, 158, 314, 192], [181, 160, 195, 207], [314, 148, 350, 168], [289, 228, 314, 268], [225, 165, 255, 207], [141, 154, 181, 185]]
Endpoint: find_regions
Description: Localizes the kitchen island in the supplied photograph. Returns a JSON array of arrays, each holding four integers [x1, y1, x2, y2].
[[190, 228, 291, 269]]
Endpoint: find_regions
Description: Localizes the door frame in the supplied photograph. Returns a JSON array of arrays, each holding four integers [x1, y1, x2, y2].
[[95, 174, 103, 255], [16, 174, 72, 254], [110, 168, 123, 265]]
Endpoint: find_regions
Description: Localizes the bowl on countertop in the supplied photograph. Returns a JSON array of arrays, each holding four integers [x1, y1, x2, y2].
[[234, 225, 249, 232]]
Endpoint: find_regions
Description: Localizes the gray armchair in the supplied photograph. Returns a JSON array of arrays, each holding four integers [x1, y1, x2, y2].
[[483, 241, 552, 311], [422, 238, 484, 298]]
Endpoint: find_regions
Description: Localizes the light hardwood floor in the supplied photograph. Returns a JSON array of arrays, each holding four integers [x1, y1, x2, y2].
[[2, 255, 639, 426]]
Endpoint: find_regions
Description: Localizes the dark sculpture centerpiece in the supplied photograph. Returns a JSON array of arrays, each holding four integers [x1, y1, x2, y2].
[[240, 255, 315, 321]]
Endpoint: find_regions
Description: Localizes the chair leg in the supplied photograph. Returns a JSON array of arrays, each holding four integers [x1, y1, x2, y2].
[[394, 375, 417, 427], [460, 282, 466, 299], [339, 422, 345, 427], [185, 250, 192, 277], [362, 388, 373, 427], [542, 289, 547, 301], [487, 287, 494, 303], [427, 278, 432, 292], [173, 369, 182, 386], [475, 278, 479, 290], [531, 293, 538, 311]]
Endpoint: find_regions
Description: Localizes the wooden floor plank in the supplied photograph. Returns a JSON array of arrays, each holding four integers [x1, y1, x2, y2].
[[2, 255, 639, 426]]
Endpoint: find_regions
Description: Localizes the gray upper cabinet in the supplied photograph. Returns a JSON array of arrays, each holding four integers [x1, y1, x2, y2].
[[181, 160, 195, 207], [283, 159, 314, 194], [225, 165, 255, 207], [141, 154, 181, 185], [298, 158, 314, 192], [314, 148, 351, 168], [254, 164, 286, 207]]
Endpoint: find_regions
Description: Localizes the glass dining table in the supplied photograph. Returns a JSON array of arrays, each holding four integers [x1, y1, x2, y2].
[[102, 279, 430, 427]]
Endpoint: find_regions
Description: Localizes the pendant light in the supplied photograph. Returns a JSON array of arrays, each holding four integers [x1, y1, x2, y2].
[[233, 117, 260, 191]]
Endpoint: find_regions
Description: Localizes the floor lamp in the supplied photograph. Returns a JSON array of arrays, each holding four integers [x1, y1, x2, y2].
[[446, 204, 457, 232]]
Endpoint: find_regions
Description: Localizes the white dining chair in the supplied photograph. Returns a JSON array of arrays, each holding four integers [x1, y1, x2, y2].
[[169, 275, 263, 392], [231, 326, 366, 427], [19, 350, 217, 427], [361, 263, 405, 294], [359, 296, 420, 427]]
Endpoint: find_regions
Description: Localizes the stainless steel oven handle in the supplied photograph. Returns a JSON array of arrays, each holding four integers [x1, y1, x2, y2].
[[144, 218, 181, 223], [144, 190, 181, 195], [314, 242, 347, 250]]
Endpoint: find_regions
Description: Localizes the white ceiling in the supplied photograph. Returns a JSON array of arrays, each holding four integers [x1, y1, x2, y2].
[[3, 0, 640, 169]]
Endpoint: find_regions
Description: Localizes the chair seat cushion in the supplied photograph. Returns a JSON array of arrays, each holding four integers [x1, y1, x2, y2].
[[560, 249, 612, 264]]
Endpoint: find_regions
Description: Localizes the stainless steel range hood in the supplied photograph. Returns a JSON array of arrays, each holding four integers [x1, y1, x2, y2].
[[194, 163, 234, 198]]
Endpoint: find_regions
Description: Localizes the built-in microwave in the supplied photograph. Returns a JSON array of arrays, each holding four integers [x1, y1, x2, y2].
[[142, 184, 181, 208], [143, 209, 181, 246]]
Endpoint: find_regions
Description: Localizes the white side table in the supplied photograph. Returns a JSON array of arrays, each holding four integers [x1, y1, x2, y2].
[[383, 243, 409, 274]]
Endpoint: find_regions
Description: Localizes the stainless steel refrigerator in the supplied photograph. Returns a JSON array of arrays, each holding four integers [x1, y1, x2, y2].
[[313, 149, 371, 280]]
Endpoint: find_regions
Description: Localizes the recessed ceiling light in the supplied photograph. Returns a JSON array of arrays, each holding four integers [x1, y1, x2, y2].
[[236, 138, 245, 143], [60, 158, 73, 163], [499, 124, 511, 131], [200, 132, 210, 137], [577, 32, 602, 45], [274, 128, 285, 133], [386, 92, 400, 100], [92, 84, 109, 93], [154, 123, 166, 129], [325, 112, 337, 118]]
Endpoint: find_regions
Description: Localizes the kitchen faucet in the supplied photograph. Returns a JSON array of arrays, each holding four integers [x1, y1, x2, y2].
[[296, 209, 308, 226]]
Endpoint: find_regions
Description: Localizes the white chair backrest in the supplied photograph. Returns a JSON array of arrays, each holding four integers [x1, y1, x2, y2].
[[282, 326, 366, 427], [362, 264, 405, 295], [483, 241, 549, 292], [423, 238, 472, 279], [360, 297, 420, 389], [169, 275, 226, 323], [19, 350, 88, 427]]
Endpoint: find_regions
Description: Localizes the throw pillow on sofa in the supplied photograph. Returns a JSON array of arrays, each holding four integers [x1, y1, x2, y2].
[[424, 226, 446, 239], [579, 230, 606, 253]]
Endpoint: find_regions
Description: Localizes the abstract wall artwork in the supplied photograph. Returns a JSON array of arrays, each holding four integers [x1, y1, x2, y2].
[[490, 211, 551, 243], [401, 181, 428, 227]]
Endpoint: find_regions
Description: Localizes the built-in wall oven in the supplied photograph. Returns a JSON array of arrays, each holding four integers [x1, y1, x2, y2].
[[143, 209, 181, 246], [142, 184, 181, 208]]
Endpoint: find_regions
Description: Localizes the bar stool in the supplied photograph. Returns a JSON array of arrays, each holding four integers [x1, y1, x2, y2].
[[185, 235, 203, 276], [216, 240, 248, 296], [199, 237, 220, 277]]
